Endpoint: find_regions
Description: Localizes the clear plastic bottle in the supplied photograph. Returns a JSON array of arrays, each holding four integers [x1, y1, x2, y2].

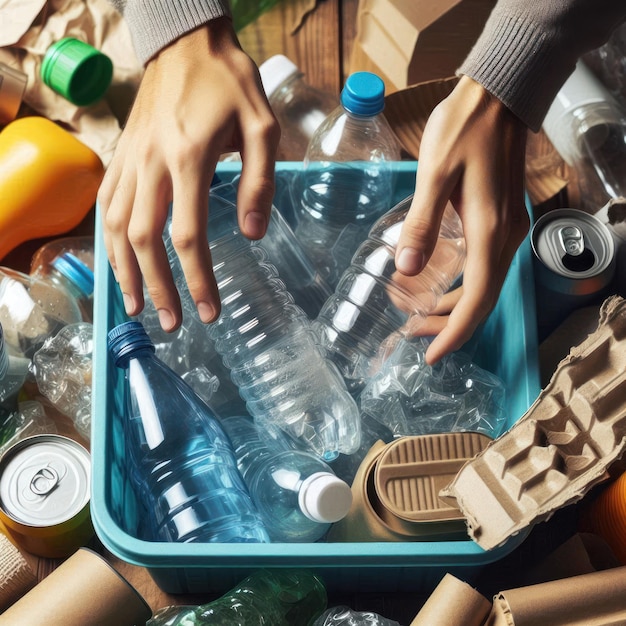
[[293, 71, 401, 289], [314, 194, 466, 392], [259, 54, 338, 161], [0, 266, 83, 358], [146, 569, 328, 626], [29, 235, 95, 274], [195, 196, 361, 461], [211, 178, 333, 318], [107, 320, 270, 544], [31, 252, 94, 322], [542, 59, 626, 211], [221, 415, 353, 542], [0, 322, 30, 410]]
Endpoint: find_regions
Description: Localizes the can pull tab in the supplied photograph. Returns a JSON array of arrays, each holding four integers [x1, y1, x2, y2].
[[29, 466, 60, 496], [559, 225, 595, 272]]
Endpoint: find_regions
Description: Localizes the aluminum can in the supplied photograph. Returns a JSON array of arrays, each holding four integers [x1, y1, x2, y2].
[[531, 208, 616, 340], [0, 434, 93, 557]]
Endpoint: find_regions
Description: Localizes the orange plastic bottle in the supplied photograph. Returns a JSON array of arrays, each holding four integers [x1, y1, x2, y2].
[[0, 116, 104, 260]]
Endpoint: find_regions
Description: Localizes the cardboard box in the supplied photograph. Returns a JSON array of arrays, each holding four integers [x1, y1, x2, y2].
[[349, 0, 497, 94]]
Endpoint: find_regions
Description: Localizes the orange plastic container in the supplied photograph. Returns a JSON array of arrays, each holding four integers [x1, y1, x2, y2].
[[0, 116, 104, 260]]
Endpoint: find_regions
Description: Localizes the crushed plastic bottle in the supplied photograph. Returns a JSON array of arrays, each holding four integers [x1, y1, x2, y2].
[[146, 569, 327, 626], [311, 606, 401, 626]]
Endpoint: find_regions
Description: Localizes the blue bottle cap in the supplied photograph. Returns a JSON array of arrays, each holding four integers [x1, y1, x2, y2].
[[51, 253, 95, 298], [340, 72, 385, 116], [107, 321, 154, 366]]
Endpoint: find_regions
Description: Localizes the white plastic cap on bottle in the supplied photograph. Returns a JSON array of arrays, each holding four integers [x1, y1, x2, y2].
[[298, 472, 353, 523], [259, 54, 299, 99], [542, 60, 620, 166]]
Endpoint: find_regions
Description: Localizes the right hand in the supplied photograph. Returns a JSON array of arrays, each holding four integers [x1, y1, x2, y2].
[[97, 18, 280, 332]]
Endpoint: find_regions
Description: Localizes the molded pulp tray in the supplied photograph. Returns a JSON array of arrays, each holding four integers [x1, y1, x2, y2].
[[91, 161, 541, 594]]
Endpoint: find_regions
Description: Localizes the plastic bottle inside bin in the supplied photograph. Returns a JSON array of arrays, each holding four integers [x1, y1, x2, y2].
[[107, 320, 270, 544], [165, 193, 361, 461], [314, 194, 466, 393], [259, 54, 338, 161], [293, 71, 401, 289], [146, 569, 328, 626], [222, 415, 353, 542]]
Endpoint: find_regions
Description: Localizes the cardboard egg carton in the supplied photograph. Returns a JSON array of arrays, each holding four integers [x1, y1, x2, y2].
[[440, 295, 626, 550]]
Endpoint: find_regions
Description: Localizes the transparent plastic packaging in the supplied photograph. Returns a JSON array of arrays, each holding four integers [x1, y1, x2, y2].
[[0, 322, 31, 409], [293, 72, 401, 289], [107, 321, 270, 544], [359, 337, 507, 440], [146, 569, 328, 625], [259, 54, 338, 161], [311, 606, 401, 626], [166, 194, 361, 461], [314, 194, 466, 392], [0, 400, 58, 457], [0, 266, 83, 358], [32, 322, 94, 441], [222, 415, 352, 542]]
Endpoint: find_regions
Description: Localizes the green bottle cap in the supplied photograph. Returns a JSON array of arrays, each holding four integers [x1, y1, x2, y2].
[[41, 38, 113, 107]]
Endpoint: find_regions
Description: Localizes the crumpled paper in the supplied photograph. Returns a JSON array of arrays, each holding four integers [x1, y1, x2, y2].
[[0, 0, 143, 166]]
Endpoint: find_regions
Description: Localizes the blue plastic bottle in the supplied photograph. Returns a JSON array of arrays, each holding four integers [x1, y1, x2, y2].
[[107, 321, 270, 544], [221, 415, 353, 542]]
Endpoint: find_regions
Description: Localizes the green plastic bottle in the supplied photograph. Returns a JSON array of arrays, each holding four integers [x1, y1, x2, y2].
[[147, 569, 327, 625]]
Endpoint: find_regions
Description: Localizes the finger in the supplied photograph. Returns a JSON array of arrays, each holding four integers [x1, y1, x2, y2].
[[169, 154, 220, 325], [129, 164, 180, 330], [395, 156, 461, 276], [103, 172, 144, 317], [237, 113, 279, 240], [98, 157, 126, 282]]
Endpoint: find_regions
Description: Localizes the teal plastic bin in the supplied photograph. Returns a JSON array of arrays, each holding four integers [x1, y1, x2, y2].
[[91, 161, 541, 594]]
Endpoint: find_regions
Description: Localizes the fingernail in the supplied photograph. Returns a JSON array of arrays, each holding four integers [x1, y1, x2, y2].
[[244, 212, 267, 239], [122, 292, 135, 315], [396, 247, 425, 274], [197, 301, 216, 323], [157, 308, 175, 330]]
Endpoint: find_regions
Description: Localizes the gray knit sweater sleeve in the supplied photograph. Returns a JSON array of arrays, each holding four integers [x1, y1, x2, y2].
[[459, 0, 626, 131], [109, 0, 231, 64]]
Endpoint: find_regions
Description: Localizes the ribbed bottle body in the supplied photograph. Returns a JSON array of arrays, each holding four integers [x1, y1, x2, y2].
[[314, 195, 466, 390], [206, 228, 361, 461]]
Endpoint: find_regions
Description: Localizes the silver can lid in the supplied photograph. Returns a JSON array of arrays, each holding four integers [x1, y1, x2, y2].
[[531, 209, 616, 292], [0, 434, 90, 527]]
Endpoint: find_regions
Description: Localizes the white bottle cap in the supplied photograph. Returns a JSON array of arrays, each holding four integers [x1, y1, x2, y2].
[[259, 54, 299, 99], [298, 472, 353, 523], [542, 60, 619, 166]]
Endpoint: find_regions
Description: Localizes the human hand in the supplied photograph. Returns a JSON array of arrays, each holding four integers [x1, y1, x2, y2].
[[395, 75, 530, 365], [98, 18, 280, 331]]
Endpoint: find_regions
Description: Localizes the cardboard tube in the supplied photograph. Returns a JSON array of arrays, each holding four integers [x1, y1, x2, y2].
[[485, 566, 626, 626], [0, 548, 152, 625], [410, 573, 491, 626], [0, 533, 36, 611]]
